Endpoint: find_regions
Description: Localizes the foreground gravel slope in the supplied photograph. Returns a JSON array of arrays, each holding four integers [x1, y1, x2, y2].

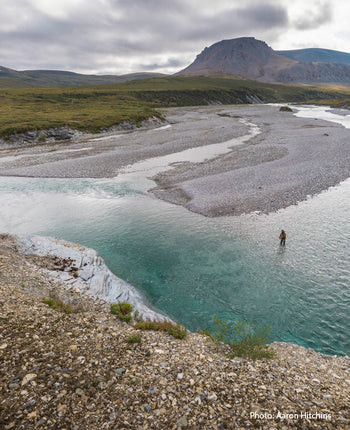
[[1, 233, 349, 430]]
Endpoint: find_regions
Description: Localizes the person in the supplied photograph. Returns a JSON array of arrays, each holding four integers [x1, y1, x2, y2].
[[279, 229, 286, 246]]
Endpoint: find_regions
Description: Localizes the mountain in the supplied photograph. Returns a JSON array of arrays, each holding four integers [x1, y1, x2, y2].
[[177, 37, 350, 84], [0, 66, 166, 88], [277, 48, 350, 65]]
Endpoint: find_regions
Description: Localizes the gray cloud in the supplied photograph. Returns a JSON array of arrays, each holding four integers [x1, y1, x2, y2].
[[293, 1, 332, 30], [236, 3, 288, 28], [0, 0, 329, 75]]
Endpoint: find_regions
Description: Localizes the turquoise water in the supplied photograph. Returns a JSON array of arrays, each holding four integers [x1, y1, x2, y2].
[[0, 106, 349, 356], [0, 175, 349, 356]]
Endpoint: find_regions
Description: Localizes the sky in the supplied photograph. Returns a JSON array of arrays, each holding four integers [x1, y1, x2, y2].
[[1, 0, 350, 75]]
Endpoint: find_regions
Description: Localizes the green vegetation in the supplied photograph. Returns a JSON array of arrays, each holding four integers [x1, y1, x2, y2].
[[1, 75, 349, 140], [109, 301, 186, 339], [209, 316, 275, 361], [310, 97, 350, 110], [110, 302, 134, 323], [279, 106, 293, 112], [126, 333, 142, 344], [135, 319, 187, 339], [42, 294, 72, 314], [0, 85, 162, 139]]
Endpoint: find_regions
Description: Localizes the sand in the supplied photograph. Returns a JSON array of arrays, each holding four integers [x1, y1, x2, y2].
[[0, 104, 349, 217]]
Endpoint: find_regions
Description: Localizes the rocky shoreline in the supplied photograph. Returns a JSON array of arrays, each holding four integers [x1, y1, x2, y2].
[[18, 234, 166, 321], [0, 117, 165, 150], [1, 232, 350, 429]]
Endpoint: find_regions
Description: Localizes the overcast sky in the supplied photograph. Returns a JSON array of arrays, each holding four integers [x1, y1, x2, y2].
[[1, 0, 350, 75]]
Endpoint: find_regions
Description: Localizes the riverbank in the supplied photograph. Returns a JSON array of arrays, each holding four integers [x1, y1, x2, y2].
[[151, 105, 350, 216], [0, 105, 349, 218], [1, 233, 349, 429]]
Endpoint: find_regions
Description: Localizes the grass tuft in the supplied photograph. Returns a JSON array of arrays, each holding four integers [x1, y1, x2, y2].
[[42, 294, 72, 314], [209, 316, 275, 361], [110, 302, 134, 323], [126, 333, 142, 344], [135, 319, 187, 339]]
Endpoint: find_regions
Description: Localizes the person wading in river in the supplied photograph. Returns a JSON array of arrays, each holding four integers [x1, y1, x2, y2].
[[279, 229, 286, 246]]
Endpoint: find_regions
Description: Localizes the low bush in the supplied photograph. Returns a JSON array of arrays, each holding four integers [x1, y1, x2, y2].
[[279, 106, 293, 112], [135, 319, 187, 339], [110, 302, 134, 323], [126, 333, 142, 344], [210, 316, 275, 360]]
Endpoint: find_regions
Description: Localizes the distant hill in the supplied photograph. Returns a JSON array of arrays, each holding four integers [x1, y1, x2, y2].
[[0, 66, 167, 88], [277, 48, 350, 65], [177, 37, 350, 84]]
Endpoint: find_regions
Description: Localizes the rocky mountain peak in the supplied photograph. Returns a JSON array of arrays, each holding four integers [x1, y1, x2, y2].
[[177, 37, 350, 84], [177, 37, 297, 79]]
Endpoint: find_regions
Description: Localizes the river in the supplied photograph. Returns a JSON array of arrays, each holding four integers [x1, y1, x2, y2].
[[0, 105, 349, 356]]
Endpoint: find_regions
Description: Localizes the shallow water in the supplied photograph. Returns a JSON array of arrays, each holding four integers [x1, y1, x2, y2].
[[0, 105, 349, 356]]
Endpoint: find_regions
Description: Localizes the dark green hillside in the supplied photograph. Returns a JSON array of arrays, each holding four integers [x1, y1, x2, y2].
[[1, 76, 349, 140], [0, 66, 166, 89]]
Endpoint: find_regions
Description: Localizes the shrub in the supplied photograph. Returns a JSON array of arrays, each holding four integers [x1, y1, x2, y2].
[[279, 106, 293, 112], [126, 333, 142, 344], [135, 319, 187, 339], [133, 310, 143, 323], [42, 294, 72, 314], [37, 132, 46, 142], [110, 302, 134, 323], [210, 316, 275, 361]]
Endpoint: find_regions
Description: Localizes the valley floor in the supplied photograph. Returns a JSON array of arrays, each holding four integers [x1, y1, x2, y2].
[[0, 104, 349, 217]]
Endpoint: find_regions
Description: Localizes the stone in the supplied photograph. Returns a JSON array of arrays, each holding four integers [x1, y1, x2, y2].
[[8, 383, 20, 390], [177, 416, 188, 428], [21, 374, 37, 386]]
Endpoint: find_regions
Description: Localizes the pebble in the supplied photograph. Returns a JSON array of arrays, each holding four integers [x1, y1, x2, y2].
[[177, 416, 188, 428], [208, 393, 218, 402], [21, 374, 37, 386]]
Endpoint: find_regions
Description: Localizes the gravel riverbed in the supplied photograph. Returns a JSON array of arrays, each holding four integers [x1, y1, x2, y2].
[[0, 104, 349, 217]]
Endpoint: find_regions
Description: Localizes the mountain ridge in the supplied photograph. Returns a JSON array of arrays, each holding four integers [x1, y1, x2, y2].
[[177, 37, 350, 84], [277, 48, 350, 65], [0, 66, 166, 88]]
